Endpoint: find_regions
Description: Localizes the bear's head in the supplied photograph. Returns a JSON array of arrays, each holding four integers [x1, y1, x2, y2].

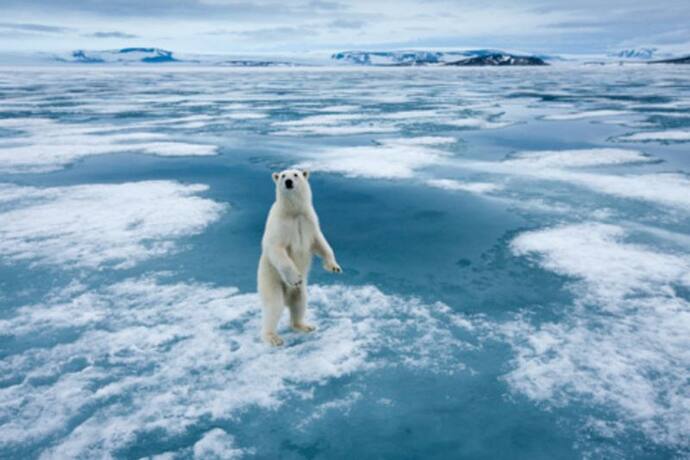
[[272, 169, 312, 209]]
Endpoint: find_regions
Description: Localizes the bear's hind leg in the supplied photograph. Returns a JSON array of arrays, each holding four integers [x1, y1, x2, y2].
[[260, 280, 286, 346], [288, 285, 316, 333]]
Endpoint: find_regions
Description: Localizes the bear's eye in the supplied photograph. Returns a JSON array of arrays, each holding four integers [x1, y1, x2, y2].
[[294, 173, 297, 177], [281, 174, 285, 179]]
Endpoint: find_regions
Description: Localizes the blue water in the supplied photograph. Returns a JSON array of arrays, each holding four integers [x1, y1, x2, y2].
[[0, 66, 689, 459]]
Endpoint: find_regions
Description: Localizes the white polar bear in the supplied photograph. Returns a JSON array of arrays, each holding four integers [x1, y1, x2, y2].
[[258, 169, 342, 346]]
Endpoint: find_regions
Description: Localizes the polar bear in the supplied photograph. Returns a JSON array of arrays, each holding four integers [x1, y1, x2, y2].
[[258, 169, 342, 346]]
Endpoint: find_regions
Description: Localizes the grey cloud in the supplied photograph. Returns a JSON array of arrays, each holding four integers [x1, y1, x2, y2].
[[328, 19, 365, 30], [0, 0, 333, 19], [0, 22, 71, 34], [84, 31, 139, 39], [308, 0, 345, 11], [232, 26, 320, 41], [1, 0, 689, 54]]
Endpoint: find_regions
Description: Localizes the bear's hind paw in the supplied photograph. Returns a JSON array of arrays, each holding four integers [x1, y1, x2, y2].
[[292, 323, 316, 333], [263, 332, 285, 347]]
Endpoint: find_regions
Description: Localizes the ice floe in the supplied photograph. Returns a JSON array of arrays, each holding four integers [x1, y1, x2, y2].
[[193, 429, 248, 459], [274, 125, 397, 136], [503, 148, 653, 169], [550, 172, 690, 210], [314, 105, 361, 113], [296, 137, 455, 179], [543, 110, 628, 121], [272, 113, 396, 136], [0, 181, 226, 269], [503, 223, 690, 448], [269, 107, 512, 136], [426, 178, 501, 194], [460, 149, 690, 210], [618, 129, 690, 142], [443, 118, 512, 129], [0, 118, 218, 173], [0, 277, 470, 458]]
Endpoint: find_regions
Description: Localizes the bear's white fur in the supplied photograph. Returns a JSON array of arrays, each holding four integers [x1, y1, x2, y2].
[[258, 169, 341, 346]]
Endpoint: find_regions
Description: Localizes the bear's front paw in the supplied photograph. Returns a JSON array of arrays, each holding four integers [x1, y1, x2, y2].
[[292, 323, 316, 333], [283, 270, 303, 288], [323, 260, 342, 274], [263, 332, 284, 347]]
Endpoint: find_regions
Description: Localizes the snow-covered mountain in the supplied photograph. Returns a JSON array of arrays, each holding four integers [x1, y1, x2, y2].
[[48, 48, 311, 66], [649, 55, 690, 64], [213, 59, 299, 67], [2, 46, 562, 67], [332, 50, 446, 65], [55, 48, 178, 64], [446, 54, 547, 66], [609, 48, 658, 60], [331, 49, 551, 66]]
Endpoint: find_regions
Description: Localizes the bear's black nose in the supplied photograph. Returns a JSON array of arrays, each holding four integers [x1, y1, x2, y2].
[[285, 179, 293, 189]]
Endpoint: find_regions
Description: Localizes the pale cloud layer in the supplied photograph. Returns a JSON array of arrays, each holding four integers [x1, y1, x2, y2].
[[0, 0, 688, 54]]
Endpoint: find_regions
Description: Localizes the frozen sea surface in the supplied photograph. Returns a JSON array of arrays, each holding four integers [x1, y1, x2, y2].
[[0, 66, 689, 459]]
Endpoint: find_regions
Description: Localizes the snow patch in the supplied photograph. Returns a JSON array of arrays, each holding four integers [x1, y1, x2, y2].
[[0, 277, 471, 458], [296, 137, 455, 179], [0, 181, 226, 269], [444, 118, 512, 129], [503, 223, 690, 448], [618, 130, 690, 142], [272, 113, 396, 136], [274, 125, 397, 136], [0, 118, 218, 173], [504, 148, 652, 169], [426, 179, 501, 194], [193, 429, 246, 460], [543, 110, 628, 121], [459, 149, 690, 210]]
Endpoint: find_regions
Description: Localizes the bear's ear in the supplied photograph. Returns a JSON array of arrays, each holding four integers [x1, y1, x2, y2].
[[302, 170, 310, 180], [272, 172, 280, 183]]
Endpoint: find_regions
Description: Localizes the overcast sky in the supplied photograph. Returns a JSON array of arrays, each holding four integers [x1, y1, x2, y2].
[[1, 0, 689, 55]]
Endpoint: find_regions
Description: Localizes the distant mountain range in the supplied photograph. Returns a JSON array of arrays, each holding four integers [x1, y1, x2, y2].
[[331, 49, 551, 66], [48, 48, 552, 66], [607, 47, 690, 63], [608, 48, 658, 60], [1, 46, 687, 67], [649, 55, 690, 64], [56, 48, 178, 64], [446, 54, 547, 66], [52, 48, 298, 66], [213, 60, 297, 67]]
